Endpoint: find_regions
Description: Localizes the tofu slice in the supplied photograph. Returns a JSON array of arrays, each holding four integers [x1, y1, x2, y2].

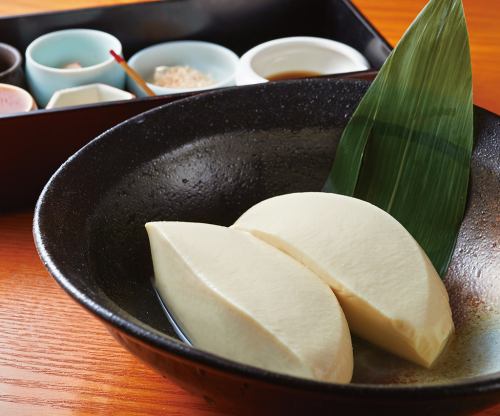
[[146, 222, 353, 382], [233, 192, 454, 368]]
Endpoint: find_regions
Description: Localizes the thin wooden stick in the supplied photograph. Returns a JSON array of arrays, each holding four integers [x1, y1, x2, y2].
[[109, 49, 155, 97]]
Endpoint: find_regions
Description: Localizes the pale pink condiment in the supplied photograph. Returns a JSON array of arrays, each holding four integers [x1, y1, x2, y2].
[[0, 84, 36, 114]]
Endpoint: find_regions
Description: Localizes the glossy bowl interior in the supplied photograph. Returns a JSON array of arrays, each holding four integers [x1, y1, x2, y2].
[[34, 79, 500, 415]]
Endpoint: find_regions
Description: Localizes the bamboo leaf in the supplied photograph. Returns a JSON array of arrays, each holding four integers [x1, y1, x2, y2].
[[324, 0, 473, 276]]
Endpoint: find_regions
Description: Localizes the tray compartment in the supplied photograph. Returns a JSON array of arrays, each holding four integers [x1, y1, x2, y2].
[[0, 0, 390, 210]]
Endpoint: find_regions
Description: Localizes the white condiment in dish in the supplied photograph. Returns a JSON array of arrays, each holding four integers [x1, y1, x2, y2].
[[151, 65, 214, 89]]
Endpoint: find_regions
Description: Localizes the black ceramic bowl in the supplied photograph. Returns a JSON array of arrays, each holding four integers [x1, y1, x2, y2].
[[0, 42, 24, 87], [34, 79, 500, 416]]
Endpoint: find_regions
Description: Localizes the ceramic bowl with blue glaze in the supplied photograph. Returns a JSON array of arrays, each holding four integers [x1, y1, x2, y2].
[[25, 29, 125, 107], [127, 41, 239, 97]]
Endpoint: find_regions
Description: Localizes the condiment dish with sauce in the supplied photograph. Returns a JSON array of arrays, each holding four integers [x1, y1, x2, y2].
[[235, 36, 369, 85]]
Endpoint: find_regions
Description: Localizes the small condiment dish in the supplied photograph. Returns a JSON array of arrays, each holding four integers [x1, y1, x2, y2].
[[46, 83, 134, 109], [235, 36, 369, 85], [0, 83, 37, 116], [25, 29, 125, 107], [127, 40, 239, 96], [0, 43, 24, 87]]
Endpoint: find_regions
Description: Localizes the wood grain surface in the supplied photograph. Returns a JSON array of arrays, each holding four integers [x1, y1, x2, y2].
[[0, 0, 498, 114], [354, 0, 500, 115], [0, 1, 498, 415]]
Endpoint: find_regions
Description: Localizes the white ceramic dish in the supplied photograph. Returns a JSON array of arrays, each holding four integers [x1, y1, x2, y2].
[[46, 83, 134, 109], [235, 36, 369, 85], [25, 29, 125, 107], [127, 40, 239, 97]]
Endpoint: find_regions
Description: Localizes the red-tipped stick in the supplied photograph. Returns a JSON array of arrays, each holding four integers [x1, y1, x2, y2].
[[110, 49, 155, 97]]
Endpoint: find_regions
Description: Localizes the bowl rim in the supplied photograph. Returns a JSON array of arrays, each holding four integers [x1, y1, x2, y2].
[[33, 78, 500, 398], [0, 82, 36, 112], [45, 83, 134, 109], [127, 40, 240, 94], [25, 28, 122, 74], [0, 42, 22, 78], [236, 36, 370, 85]]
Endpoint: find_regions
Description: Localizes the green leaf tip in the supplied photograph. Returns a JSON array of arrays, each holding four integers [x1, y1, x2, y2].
[[324, 0, 473, 276]]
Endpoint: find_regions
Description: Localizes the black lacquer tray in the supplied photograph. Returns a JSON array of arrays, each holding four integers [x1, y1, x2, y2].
[[0, 0, 390, 210]]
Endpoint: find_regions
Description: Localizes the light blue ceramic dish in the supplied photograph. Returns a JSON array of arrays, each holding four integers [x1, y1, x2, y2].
[[25, 29, 125, 107], [127, 40, 239, 97]]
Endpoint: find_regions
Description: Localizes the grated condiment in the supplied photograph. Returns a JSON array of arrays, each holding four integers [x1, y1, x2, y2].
[[152, 65, 214, 89]]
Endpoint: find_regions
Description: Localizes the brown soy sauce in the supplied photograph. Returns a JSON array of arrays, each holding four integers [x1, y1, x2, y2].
[[267, 70, 322, 81]]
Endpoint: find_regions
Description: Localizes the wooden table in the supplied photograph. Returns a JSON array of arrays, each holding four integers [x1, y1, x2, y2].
[[1, 1, 498, 415]]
